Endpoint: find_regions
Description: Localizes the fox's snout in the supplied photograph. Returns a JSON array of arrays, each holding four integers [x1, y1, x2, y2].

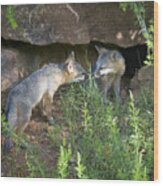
[[92, 63, 100, 78], [94, 70, 101, 78]]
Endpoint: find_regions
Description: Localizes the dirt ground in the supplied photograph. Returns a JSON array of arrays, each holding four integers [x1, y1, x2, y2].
[[1, 92, 65, 177]]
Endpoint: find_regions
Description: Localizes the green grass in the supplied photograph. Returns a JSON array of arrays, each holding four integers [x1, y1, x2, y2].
[[1, 72, 154, 180], [56, 74, 154, 180]]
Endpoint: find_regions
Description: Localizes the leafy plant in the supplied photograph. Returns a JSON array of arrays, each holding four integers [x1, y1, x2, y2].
[[75, 152, 86, 179], [57, 140, 72, 178], [127, 91, 147, 180], [1, 112, 13, 138], [58, 73, 154, 180], [6, 5, 18, 29], [120, 2, 154, 65], [25, 145, 46, 178]]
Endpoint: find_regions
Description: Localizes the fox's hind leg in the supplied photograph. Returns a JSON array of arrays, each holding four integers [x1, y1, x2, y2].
[[16, 103, 32, 132], [4, 105, 18, 152], [4, 103, 32, 150], [4, 105, 18, 149]]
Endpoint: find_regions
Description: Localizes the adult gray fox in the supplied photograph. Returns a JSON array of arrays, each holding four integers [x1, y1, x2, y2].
[[5, 51, 86, 149], [94, 46, 125, 103]]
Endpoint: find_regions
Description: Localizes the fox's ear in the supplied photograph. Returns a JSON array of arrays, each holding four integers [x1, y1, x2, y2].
[[65, 51, 75, 63], [65, 51, 75, 73], [70, 51, 75, 58], [110, 51, 118, 61], [66, 60, 74, 73], [95, 45, 108, 54]]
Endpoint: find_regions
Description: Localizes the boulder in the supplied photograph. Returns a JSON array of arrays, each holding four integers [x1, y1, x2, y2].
[[1, 2, 153, 47], [130, 65, 154, 97], [1, 48, 19, 92]]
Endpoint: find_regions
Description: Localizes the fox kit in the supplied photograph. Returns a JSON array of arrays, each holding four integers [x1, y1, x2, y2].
[[5, 51, 86, 149], [94, 46, 125, 103]]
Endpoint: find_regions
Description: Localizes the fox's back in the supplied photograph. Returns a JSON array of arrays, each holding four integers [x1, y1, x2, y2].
[[8, 64, 61, 107]]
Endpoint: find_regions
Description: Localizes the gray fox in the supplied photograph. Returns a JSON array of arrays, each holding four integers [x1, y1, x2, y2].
[[5, 51, 86, 149], [94, 45, 125, 103]]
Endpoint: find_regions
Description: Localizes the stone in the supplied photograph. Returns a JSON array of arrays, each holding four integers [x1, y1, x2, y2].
[[138, 65, 154, 81], [1, 2, 153, 47], [1, 48, 19, 92], [130, 65, 154, 98]]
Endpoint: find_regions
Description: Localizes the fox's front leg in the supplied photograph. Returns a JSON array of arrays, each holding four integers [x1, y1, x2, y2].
[[113, 76, 122, 103], [103, 84, 112, 104], [42, 95, 53, 117], [42, 92, 54, 121], [102, 76, 114, 104]]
